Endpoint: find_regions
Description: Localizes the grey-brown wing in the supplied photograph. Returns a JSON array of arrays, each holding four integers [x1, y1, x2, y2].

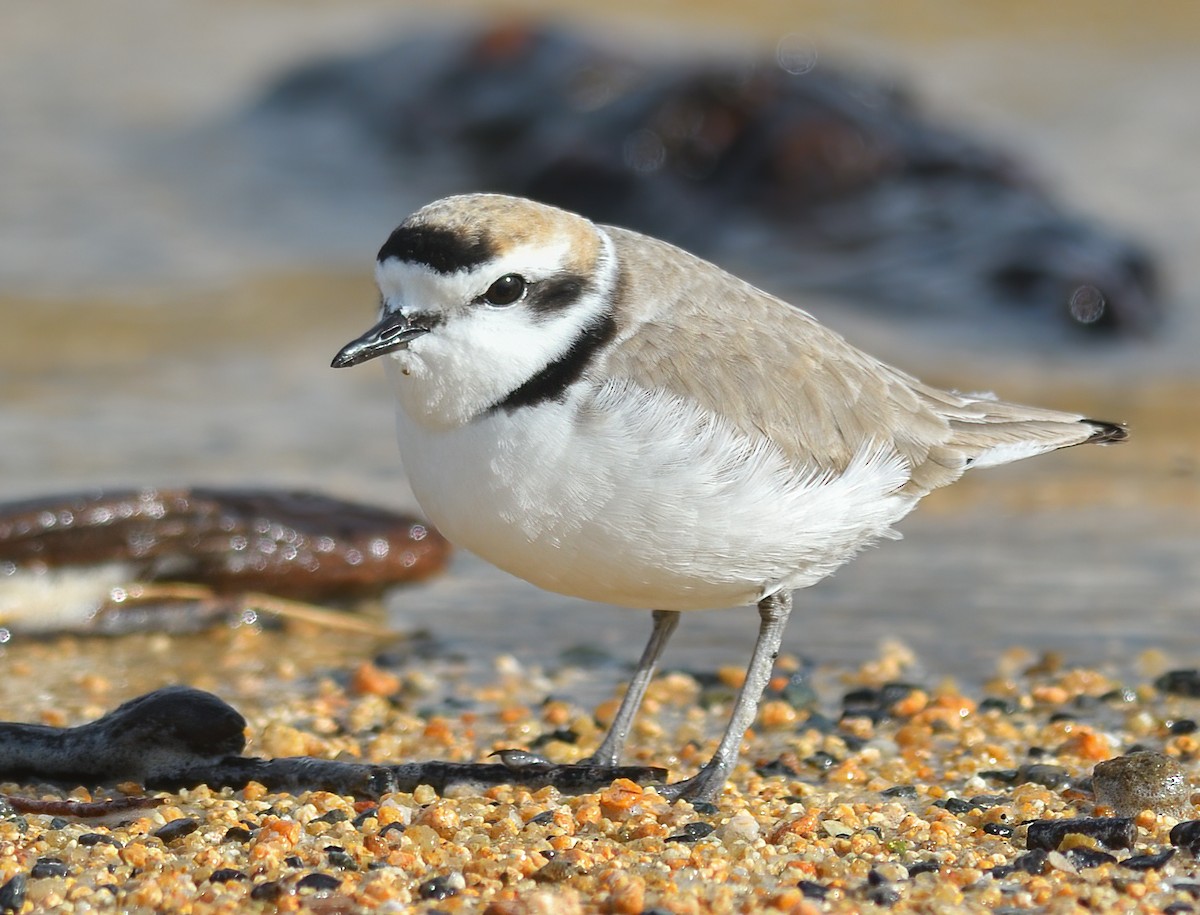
[[600, 227, 1110, 496]]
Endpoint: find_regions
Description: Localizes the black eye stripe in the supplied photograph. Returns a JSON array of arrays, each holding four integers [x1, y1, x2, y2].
[[525, 275, 589, 315]]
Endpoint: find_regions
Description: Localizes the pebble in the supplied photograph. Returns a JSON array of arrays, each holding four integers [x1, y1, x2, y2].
[[0, 875, 25, 914], [1157, 670, 1200, 698], [1172, 820, 1200, 853], [1026, 817, 1136, 851], [153, 817, 200, 843], [1093, 750, 1192, 816]]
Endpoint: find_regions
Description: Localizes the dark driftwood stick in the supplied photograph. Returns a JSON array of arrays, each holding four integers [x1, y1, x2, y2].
[[0, 687, 666, 798]]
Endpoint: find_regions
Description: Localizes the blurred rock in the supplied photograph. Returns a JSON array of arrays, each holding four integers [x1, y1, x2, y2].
[[254, 22, 1162, 337]]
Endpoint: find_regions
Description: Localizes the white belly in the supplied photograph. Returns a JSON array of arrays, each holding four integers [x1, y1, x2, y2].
[[395, 379, 915, 611]]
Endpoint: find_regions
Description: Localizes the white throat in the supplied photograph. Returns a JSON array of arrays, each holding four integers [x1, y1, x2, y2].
[[380, 231, 618, 430]]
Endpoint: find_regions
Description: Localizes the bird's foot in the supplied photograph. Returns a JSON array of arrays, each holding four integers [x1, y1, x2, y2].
[[656, 756, 729, 804]]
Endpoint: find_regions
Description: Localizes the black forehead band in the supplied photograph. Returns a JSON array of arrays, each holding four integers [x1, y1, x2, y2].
[[377, 225, 496, 274]]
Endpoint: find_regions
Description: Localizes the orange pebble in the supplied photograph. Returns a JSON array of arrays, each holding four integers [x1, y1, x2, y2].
[[1031, 685, 1070, 706], [891, 688, 929, 718], [349, 660, 401, 696], [1058, 728, 1112, 761], [717, 666, 747, 690], [760, 699, 800, 729], [499, 704, 532, 724], [599, 779, 644, 818], [119, 843, 149, 869], [423, 716, 455, 745]]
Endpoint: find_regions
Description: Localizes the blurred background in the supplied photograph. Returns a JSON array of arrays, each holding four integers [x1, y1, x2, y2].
[[1, 0, 1196, 681]]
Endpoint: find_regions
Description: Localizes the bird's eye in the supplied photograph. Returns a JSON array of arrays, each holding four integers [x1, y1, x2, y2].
[[481, 274, 527, 306]]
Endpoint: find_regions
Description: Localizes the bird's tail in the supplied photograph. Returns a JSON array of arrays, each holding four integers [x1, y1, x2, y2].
[[924, 387, 1127, 470]]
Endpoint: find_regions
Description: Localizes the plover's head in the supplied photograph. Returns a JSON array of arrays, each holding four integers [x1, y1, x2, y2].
[[333, 194, 618, 427]]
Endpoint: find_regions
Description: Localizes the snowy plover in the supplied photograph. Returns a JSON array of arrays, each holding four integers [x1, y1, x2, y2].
[[333, 193, 1125, 801]]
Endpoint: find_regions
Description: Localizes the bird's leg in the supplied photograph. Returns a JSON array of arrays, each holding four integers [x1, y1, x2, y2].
[[659, 590, 792, 803], [581, 609, 680, 767]]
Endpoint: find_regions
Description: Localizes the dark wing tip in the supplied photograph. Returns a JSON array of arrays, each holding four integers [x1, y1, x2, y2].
[[1084, 419, 1129, 444]]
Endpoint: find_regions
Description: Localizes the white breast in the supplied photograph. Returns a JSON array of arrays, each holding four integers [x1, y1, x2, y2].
[[394, 375, 917, 612]]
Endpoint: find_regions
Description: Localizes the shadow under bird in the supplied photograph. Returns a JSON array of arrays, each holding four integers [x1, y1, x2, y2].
[[333, 193, 1126, 802]]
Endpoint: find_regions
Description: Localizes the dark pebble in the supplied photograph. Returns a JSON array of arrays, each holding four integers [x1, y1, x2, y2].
[[379, 822, 406, 838], [1100, 688, 1138, 704], [1171, 719, 1199, 735], [984, 823, 1014, 838], [1015, 763, 1073, 789], [798, 712, 838, 734], [0, 874, 25, 913], [154, 818, 199, 843], [418, 875, 459, 901], [805, 751, 839, 772], [284, 855, 304, 868], [1157, 669, 1200, 697], [797, 880, 828, 900], [296, 872, 342, 893], [558, 643, 618, 668], [1047, 711, 1077, 723], [942, 797, 976, 815], [879, 682, 920, 706], [325, 846, 358, 871], [1170, 819, 1200, 852], [779, 670, 818, 709], [664, 822, 715, 843], [980, 769, 1020, 785], [1164, 903, 1195, 914], [978, 697, 1018, 715], [839, 735, 868, 753], [840, 706, 888, 725], [991, 849, 1048, 878], [209, 868, 248, 883], [250, 881, 286, 901], [842, 687, 881, 708], [881, 785, 917, 799], [530, 728, 580, 749], [527, 810, 557, 826], [942, 794, 1008, 815], [697, 683, 737, 710], [1065, 847, 1118, 869], [1122, 847, 1176, 870], [77, 833, 122, 848], [1025, 817, 1135, 851], [223, 826, 254, 843], [1176, 884, 1200, 900], [907, 861, 940, 877], [866, 884, 901, 906], [30, 857, 69, 879], [47, 817, 69, 831], [352, 807, 379, 827], [689, 801, 719, 816], [313, 809, 349, 825], [756, 757, 799, 778]]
